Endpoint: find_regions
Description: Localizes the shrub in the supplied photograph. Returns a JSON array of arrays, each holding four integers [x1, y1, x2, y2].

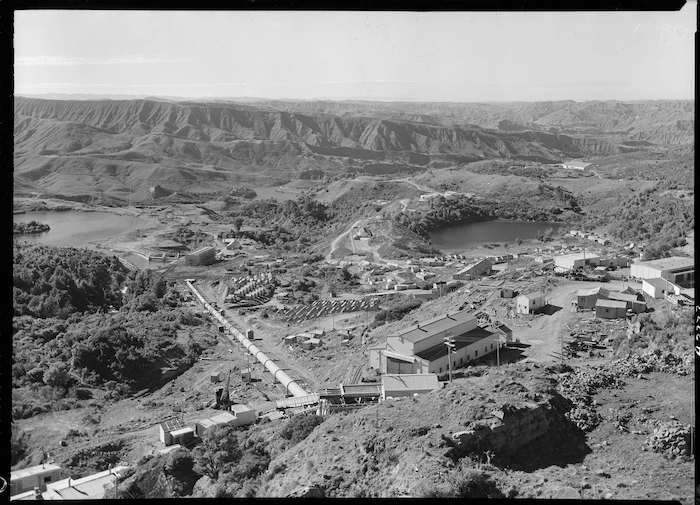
[[279, 413, 326, 445], [11, 430, 28, 465]]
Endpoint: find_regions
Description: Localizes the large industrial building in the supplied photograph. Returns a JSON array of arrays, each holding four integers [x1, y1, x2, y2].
[[368, 310, 500, 375], [185, 246, 216, 266], [553, 252, 601, 273], [630, 257, 694, 286]]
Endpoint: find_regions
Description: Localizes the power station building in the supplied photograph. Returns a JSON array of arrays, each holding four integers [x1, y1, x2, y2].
[[185, 246, 216, 266], [368, 310, 499, 376]]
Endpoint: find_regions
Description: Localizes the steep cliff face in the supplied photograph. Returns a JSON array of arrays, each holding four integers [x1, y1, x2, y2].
[[14, 97, 620, 159], [14, 97, 688, 200]]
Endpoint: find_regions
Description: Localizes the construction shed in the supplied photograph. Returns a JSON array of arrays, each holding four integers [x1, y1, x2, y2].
[[302, 337, 322, 350], [10, 464, 63, 496], [170, 427, 196, 446], [159, 418, 187, 446], [381, 374, 440, 400], [607, 292, 647, 313], [595, 299, 628, 319], [230, 404, 257, 426], [185, 246, 216, 266], [516, 292, 546, 314], [195, 412, 237, 438], [576, 286, 610, 310], [642, 278, 676, 299], [500, 286, 516, 298]]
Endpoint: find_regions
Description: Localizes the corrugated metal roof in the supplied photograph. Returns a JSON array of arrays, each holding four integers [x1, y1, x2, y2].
[[554, 252, 601, 263], [643, 277, 669, 288], [415, 327, 494, 361], [189, 246, 215, 255], [577, 287, 610, 298], [607, 292, 641, 303], [393, 310, 476, 344], [595, 299, 627, 309], [382, 350, 415, 363], [633, 256, 694, 271], [160, 418, 185, 432], [170, 427, 194, 437], [382, 374, 440, 392]]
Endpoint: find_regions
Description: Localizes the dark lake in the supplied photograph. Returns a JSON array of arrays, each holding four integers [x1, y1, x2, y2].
[[429, 220, 567, 253]]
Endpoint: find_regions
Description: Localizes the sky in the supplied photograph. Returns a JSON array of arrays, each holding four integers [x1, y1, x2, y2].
[[13, 6, 697, 102]]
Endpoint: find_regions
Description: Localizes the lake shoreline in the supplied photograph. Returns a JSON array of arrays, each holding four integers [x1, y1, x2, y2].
[[429, 219, 568, 254]]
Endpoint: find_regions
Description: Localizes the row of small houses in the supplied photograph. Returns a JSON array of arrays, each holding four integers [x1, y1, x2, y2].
[[283, 329, 327, 349], [574, 286, 647, 318], [569, 229, 611, 245]]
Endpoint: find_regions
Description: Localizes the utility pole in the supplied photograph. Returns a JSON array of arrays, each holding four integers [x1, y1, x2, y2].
[[496, 334, 500, 367], [444, 335, 455, 383]]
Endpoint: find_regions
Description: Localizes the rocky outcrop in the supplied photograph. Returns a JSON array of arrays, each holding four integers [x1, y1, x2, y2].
[[451, 398, 571, 457]]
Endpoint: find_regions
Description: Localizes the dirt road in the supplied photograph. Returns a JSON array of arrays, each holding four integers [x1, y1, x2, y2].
[[509, 280, 621, 363]]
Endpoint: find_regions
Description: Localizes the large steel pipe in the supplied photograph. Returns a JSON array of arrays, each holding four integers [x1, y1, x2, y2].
[[186, 281, 309, 398]]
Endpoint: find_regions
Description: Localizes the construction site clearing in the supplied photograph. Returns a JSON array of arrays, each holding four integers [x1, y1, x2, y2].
[[10, 199, 695, 500]]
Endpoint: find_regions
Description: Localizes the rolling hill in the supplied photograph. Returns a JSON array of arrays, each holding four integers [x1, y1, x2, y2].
[[13, 97, 693, 201]]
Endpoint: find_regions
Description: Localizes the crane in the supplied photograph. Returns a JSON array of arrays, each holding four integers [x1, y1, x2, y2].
[[215, 368, 233, 410]]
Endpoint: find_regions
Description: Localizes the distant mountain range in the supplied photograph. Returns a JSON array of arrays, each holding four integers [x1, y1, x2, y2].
[[13, 96, 694, 201]]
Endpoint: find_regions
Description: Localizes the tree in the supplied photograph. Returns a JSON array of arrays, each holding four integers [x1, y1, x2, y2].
[[233, 218, 243, 233], [193, 425, 241, 480], [43, 363, 70, 392]]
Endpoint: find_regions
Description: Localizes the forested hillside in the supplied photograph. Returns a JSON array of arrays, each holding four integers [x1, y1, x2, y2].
[[12, 244, 206, 419]]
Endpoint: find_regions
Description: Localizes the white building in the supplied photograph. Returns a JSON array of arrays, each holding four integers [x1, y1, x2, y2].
[[368, 311, 499, 376], [516, 292, 546, 314], [553, 252, 601, 273], [630, 257, 694, 285], [11, 466, 128, 501], [642, 277, 681, 299], [10, 464, 62, 496], [159, 418, 191, 446]]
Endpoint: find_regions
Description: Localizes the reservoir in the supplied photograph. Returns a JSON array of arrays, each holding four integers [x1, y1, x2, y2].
[[13, 210, 144, 248], [253, 186, 303, 202], [429, 220, 567, 253]]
